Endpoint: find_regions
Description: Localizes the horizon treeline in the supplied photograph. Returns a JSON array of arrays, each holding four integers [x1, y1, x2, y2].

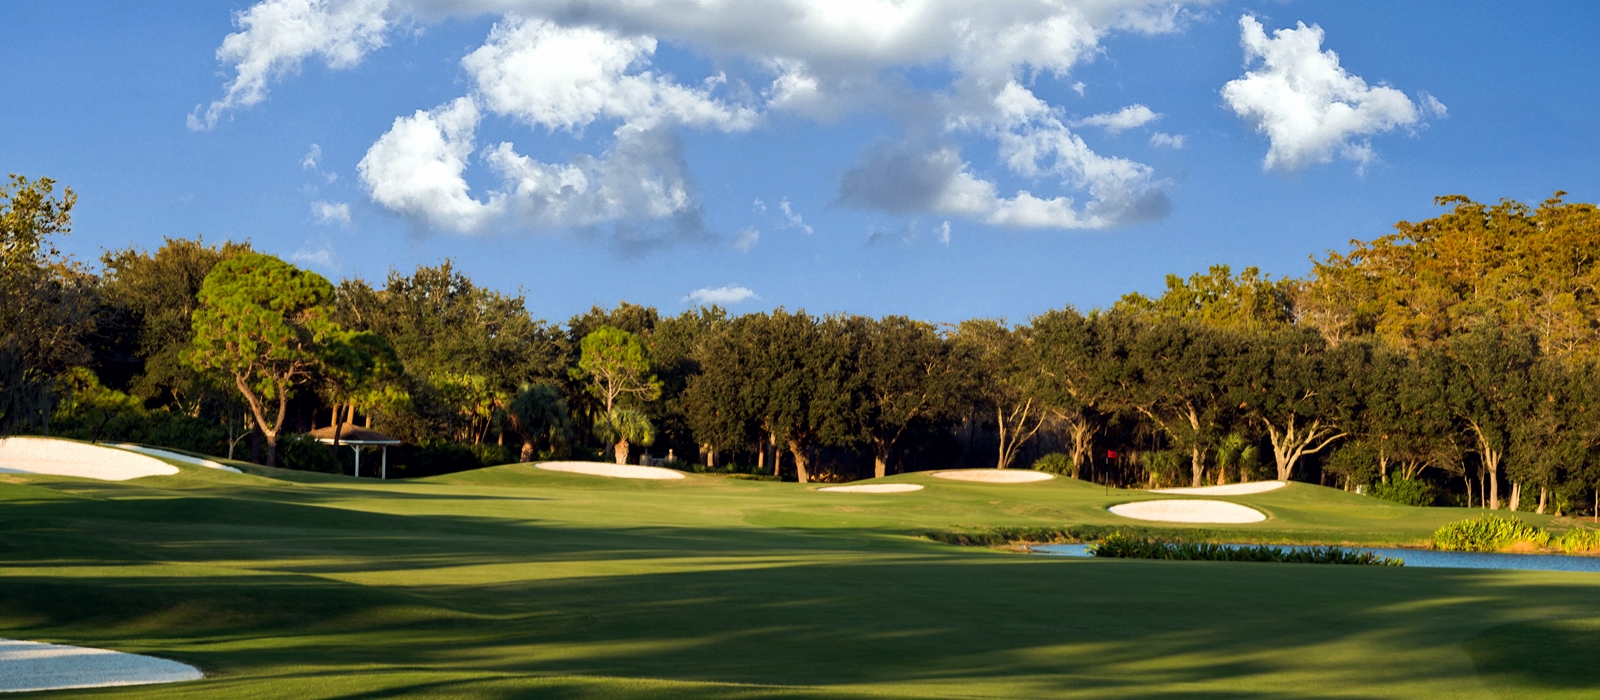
[[6, 175, 1600, 516]]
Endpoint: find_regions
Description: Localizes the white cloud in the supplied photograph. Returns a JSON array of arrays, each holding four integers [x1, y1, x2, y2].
[[301, 143, 322, 169], [485, 124, 699, 229], [839, 143, 1165, 229], [1075, 104, 1160, 134], [1419, 91, 1448, 118], [357, 96, 505, 233], [1222, 15, 1428, 173], [206, 0, 1205, 243], [732, 227, 759, 252], [778, 198, 813, 235], [937, 220, 951, 245], [684, 284, 758, 305], [190, 0, 389, 130], [1149, 132, 1185, 149], [312, 200, 352, 226], [463, 17, 756, 133], [291, 241, 339, 270]]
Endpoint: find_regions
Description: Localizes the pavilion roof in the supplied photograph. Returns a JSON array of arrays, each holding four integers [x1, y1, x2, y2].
[[306, 423, 402, 445]]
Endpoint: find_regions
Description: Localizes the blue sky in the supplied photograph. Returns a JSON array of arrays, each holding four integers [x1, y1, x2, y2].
[[4, 1, 1598, 325]]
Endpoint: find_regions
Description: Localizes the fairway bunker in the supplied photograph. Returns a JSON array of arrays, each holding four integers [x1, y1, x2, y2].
[[0, 437, 179, 481], [816, 483, 924, 493], [1151, 480, 1286, 495], [1109, 499, 1268, 524], [111, 444, 242, 473], [536, 461, 687, 480], [0, 639, 201, 693], [930, 469, 1054, 483]]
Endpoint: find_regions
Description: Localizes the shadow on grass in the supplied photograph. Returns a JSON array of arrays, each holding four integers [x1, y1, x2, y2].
[[4, 480, 1600, 697]]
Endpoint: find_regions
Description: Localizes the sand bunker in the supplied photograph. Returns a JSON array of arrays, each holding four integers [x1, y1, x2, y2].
[[1151, 481, 1286, 496], [0, 438, 178, 481], [537, 461, 686, 480], [817, 483, 924, 493], [1109, 499, 1267, 524], [110, 445, 242, 473], [0, 638, 201, 693], [929, 469, 1054, 483]]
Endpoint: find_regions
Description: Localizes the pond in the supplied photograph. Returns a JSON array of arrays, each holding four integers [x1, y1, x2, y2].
[[1029, 543, 1600, 573]]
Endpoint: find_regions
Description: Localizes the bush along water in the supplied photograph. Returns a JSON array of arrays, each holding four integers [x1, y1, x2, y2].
[[1556, 528, 1600, 554], [1090, 532, 1403, 566], [1432, 514, 1550, 552]]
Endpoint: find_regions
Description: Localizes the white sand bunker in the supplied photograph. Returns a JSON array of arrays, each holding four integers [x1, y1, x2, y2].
[[111, 445, 241, 473], [0, 638, 201, 693], [930, 469, 1054, 483], [817, 483, 924, 493], [537, 461, 686, 480], [1109, 499, 1267, 524], [0, 437, 178, 481], [1151, 480, 1286, 496]]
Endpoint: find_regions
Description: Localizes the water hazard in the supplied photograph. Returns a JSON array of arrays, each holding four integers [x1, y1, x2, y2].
[[1030, 543, 1600, 573]]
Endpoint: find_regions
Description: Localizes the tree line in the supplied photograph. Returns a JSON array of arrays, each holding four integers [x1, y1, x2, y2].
[[5, 175, 1600, 515]]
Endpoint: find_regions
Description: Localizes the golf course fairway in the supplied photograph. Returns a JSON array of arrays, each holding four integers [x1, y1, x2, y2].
[[1, 449, 1597, 698]]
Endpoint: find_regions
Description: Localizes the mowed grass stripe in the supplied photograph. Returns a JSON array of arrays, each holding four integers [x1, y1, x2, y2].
[[0, 451, 1595, 697]]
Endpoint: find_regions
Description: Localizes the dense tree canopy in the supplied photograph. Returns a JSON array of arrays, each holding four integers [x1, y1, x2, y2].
[[184, 253, 340, 466], [20, 180, 1600, 513]]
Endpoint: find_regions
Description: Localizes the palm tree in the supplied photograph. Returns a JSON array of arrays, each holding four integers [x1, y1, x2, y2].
[[508, 382, 572, 462], [593, 407, 655, 465]]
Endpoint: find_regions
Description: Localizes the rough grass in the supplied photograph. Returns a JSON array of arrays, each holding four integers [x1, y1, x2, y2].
[[0, 442, 1596, 698]]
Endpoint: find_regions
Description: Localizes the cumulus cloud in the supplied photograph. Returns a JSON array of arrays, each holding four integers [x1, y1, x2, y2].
[[685, 284, 757, 305], [1075, 104, 1160, 134], [205, 0, 1204, 245], [463, 17, 756, 133], [357, 97, 505, 233], [839, 142, 1165, 229], [357, 17, 755, 242], [190, 0, 389, 130], [1222, 15, 1433, 172], [301, 143, 322, 170], [312, 200, 352, 226]]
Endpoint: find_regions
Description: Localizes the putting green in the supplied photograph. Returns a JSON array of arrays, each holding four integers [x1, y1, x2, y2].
[[0, 441, 1596, 698]]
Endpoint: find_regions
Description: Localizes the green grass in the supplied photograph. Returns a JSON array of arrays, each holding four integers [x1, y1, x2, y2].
[[1, 445, 1597, 698]]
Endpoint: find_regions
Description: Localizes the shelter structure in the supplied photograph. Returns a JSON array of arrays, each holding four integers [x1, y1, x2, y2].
[[307, 424, 402, 479]]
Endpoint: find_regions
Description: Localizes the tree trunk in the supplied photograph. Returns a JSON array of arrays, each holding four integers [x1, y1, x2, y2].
[[520, 440, 534, 462], [789, 439, 810, 483], [1263, 415, 1344, 482], [1509, 481, 1521, 512], [1190, 446, 1204, 487], [614, 438, 629, 465], [1538, 485, 1548, 515], [1465, 474, 1474, 509], [1064, 417, 1095, 480], [873, 438, 890, 479]]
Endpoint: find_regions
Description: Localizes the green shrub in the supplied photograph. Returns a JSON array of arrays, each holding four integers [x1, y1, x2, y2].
[[1556, 528, 1600, 555], [1432, 514, 1550, 552], [467, 443, 513, 468], [277, 434, 341, 473], [1090, 532, 1402, 566], [1032, 453, 1073, 476], [1368, 478, 1436, 507]]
